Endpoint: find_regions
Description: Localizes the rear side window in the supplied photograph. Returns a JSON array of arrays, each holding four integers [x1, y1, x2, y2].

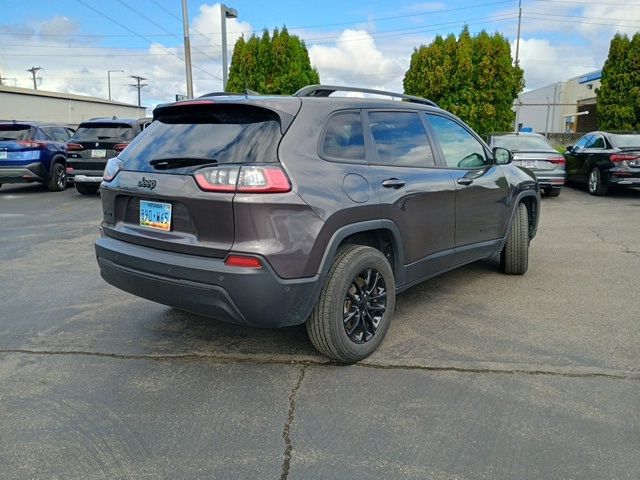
[[585, 135, 605, 149], [368, 111, 435, 167], [321, 112, 365, 161], [118, 105, 282, 172], [0, 125, 34, 141], [71, 123, 134, 142]]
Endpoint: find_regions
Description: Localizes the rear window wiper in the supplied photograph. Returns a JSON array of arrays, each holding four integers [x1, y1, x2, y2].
[[149, 157, 219, 170]]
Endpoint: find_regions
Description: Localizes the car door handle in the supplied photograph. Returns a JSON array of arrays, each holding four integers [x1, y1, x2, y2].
[[457, 177, 473, 186], [382, 178, 405, 189]]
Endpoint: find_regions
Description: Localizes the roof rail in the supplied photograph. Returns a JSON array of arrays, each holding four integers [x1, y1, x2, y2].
[[294, 85, 438, 108]]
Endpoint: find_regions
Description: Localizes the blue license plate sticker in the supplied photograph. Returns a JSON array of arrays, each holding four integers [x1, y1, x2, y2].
[[139, 200, 172, 231]]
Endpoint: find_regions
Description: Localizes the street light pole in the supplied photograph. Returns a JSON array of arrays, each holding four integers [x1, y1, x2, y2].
[[107, 69, 124, 101], [181, 0, 194, 99], [220, 4, 238, 91]]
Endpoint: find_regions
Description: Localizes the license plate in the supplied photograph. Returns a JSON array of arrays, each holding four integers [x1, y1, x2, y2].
[[0, 151, 6, 159], [522, 160, 538, 169], [91, 149, 107, 158], [139, 200, 172, 231]]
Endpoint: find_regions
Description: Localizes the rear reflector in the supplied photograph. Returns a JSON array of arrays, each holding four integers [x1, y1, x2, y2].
[[610, 153, 639, 163], [224, 255, 262, 268], [66, 143, 84, 151], [194, 164, 291, 193]]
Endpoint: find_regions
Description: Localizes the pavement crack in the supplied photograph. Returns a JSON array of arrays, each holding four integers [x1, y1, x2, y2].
[[1, 348, 639, 381], [280, 364, 307, 480]]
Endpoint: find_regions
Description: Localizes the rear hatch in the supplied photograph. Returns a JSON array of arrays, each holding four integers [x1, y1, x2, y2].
[[101, 100, 298, 258], [0, 124, 43, 165], [67, 122, 134, 173]]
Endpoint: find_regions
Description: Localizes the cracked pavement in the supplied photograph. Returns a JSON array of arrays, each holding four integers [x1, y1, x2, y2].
[[1, 183, 639, 479]]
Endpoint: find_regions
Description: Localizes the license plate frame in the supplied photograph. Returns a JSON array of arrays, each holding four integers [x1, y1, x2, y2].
[[522, 160, 538, 169], [91, 149, 107, 158], [139, 200, 172, 232]]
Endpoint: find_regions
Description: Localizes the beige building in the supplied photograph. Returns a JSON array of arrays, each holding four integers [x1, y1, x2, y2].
[[0, 85, 147, 126], [513, 70, 601, 134]]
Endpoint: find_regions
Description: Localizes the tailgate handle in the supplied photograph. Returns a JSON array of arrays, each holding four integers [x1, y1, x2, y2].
[[382, 178, 405, 189], [457, 177, 473, 186]]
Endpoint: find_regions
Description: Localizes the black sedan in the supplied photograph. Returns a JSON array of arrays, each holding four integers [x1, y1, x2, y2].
[[565, 131, 640, 196], [487, 132, 566, 196]]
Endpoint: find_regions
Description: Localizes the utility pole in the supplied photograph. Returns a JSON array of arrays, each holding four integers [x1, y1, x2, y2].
[[220, 4, 238, 91], [27, 66, 43, 90], [515, 0, 522, 66], [181, 0, 194, 99], [129, 75, 148, 107]]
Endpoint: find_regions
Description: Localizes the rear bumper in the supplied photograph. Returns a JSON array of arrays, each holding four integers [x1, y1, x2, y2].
[[608, 172, 640, 186], [535, 171, 566, 188], [74, 174, 103, 183], [95, 234, 324, 328], [0, 162, 48, 183]]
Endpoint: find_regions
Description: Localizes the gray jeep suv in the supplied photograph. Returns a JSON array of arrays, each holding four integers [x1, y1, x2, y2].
[[95, 85, 540, 363]]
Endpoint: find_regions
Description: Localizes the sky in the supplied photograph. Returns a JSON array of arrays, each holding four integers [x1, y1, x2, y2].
[[1, 0, 639, 108]]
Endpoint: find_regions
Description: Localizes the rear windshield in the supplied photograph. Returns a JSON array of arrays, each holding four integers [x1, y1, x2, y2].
[[610, 134, 640, 148], [71, 123, 134, 142], [118, 105, 282, 171], [0, 125, 33, 141], [492, 135, 553, 151]]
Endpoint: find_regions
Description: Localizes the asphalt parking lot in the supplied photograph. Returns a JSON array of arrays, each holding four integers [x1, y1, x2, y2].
[[1, 182, 639, 479]]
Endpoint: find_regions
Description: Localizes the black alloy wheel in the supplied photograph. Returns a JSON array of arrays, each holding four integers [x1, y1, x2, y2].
[[343, 268, 387, 344]]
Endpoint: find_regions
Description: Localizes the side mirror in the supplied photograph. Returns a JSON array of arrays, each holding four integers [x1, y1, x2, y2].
[[566, 145, 573, 153], [493, 146, 513, 165]]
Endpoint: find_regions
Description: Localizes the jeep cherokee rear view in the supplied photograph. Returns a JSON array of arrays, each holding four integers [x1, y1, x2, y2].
[[95, 86, 540, 363]]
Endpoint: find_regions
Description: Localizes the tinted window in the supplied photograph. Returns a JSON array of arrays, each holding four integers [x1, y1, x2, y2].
[[71, 123, 134, 142], [34, 128, 52, 141], [119, 105, 282, 172], [52, 127, 72, 142], [321, 112, 365, 161], [368, 112, 435, 167], [586, 135, 605, 149], [427, 115, 486, 168], [573, 136, 590, 150], [610, 134, 640, 148], [492, 135, 553, 151], [0, 125, 33, 141]]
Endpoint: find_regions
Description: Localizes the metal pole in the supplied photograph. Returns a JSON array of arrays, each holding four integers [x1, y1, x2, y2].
[[182, 0, 194, 99], [544, 97, 551, 137], [221, 5, 228, 91], [108, 71, 111, 100], [515, 0, 522, 65]]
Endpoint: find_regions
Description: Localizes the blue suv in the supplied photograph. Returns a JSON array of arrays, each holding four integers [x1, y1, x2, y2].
[[0, 121, 74, 191]]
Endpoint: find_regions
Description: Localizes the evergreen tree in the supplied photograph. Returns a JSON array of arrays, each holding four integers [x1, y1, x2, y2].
[[597, 32, 640, 130], [403, 27, 524, 134], [226, 27, 319, 94]]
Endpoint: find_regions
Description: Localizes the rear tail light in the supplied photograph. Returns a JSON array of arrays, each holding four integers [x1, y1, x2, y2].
[[194, 164, 291, 193], [66, 143, 84, 151], [16, 140, 47, 149], [610, 153, 639, 164], [224, 255, 262, 269], [113, 143, 129, 152], [103, 157, 124, 182], [548, 156, 566, 166]]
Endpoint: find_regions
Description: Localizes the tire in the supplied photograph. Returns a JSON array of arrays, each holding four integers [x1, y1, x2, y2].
[[46, 162, 67, 192], [501, 203, 529, 275], [588, 167, 608, 196], [75, 183, 100, 195], [545, 188, 561, 197], [306, 245, 396, 363]]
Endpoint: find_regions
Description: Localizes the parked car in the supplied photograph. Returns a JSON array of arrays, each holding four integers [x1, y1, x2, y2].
[[565, 131, 640, 195], [487, 132, 566, 197], [66, 117, 151, 195], [0, 121, 74, 191], [95, 85, 540, 363]]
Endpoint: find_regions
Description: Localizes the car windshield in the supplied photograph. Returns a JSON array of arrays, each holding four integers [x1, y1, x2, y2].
[[610, 134, 640, 148], [71, 123, 134, 142], [492, 135, 553, 151], [0, 126, 33, 141]]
